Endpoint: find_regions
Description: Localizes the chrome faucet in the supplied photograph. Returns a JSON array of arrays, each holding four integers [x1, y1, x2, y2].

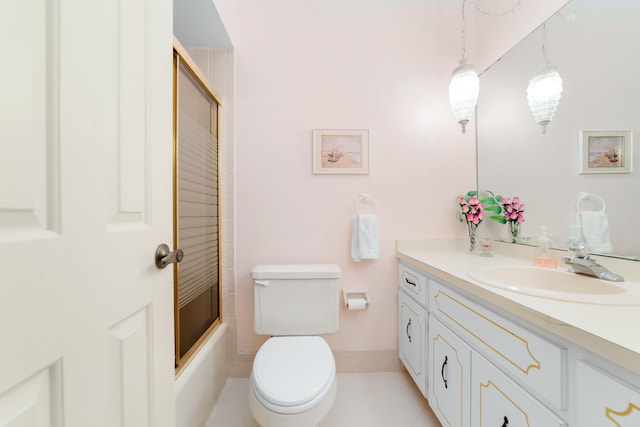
[[562, 242, 624, 282]]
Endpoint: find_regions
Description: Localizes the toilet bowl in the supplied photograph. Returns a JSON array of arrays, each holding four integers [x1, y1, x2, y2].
[[249, 264, 341, 427], [248, 336, 337, 427]]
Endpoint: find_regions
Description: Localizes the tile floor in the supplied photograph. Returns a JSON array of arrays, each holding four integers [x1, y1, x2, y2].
[[206, 371, 441, 427]]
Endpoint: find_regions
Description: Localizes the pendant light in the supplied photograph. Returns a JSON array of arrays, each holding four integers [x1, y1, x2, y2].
[[527, 23, 563, 134], [449, 0, 479, 134]]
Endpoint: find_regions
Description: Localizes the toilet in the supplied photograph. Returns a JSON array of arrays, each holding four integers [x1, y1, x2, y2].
[[248, 264, 341, 427]]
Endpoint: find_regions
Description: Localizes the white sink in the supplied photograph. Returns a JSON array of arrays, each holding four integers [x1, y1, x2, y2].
[[467, 265, 640, 305]]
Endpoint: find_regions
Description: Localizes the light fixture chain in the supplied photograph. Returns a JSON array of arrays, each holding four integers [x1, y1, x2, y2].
[[461, 0, 467, 61], [542, 22, 549, 63], [472, 0, 523, 17]]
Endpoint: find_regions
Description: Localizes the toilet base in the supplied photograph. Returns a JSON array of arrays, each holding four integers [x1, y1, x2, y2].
[[248, 375, 337, 427]]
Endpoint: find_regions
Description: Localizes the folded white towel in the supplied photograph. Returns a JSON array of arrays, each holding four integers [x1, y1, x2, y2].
[[351, 214, 380, 262], [577, 211, 612, 254]]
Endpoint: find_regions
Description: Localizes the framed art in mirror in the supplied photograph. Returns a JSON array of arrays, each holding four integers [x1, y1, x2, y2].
[[312, 129, 370, 174], [578, 131, 632, 174]]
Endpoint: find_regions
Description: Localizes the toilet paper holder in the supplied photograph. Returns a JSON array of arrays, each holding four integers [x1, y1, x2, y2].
[[343, 290, 369, 310]]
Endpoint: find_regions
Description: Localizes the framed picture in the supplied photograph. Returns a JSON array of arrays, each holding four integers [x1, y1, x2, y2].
[[578, 131, 633, 174], [312, 129, 370, 174]]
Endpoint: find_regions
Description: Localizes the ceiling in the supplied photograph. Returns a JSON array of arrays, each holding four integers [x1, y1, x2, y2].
[[174, 0, 232, 48]]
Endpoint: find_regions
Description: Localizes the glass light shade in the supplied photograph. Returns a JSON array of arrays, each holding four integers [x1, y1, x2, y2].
[[449, 62, 479, 134], [527, 64, 563, 134]]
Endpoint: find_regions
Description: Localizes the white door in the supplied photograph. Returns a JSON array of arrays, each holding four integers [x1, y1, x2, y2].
[[0, 1, 175, 426]]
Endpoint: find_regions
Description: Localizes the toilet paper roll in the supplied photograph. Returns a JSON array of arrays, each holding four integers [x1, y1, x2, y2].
[[346, 298, 368, 311]]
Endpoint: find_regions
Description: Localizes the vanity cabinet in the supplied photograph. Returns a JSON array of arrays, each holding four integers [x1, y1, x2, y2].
[[398, 246, 640, 427], [398, 262, 429, 397], [576, 361, 640, 426], [429, 317, 471, 427], [471, 353, 566, 427], [429, 279, 566, 411], [398, 261, 568, 426], [428, 279, 567, 424]]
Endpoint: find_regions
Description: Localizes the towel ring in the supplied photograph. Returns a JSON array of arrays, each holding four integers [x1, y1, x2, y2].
[[356, 194, 375, 215], [576, 192, 606, 213]]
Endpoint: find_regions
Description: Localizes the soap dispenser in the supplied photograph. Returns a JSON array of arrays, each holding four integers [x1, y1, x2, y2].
[[533, 226, 557, 268]]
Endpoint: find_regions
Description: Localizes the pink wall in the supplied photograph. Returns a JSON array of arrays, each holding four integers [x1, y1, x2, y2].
[[215, 0, 477, 353], [213, 0, 564, 354]]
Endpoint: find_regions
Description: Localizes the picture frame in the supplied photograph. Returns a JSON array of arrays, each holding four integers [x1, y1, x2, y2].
[[578, 131, 633, 174], [312, 129, 370, 174]]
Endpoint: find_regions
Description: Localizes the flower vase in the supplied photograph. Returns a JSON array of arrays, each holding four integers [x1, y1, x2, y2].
[[467, 222, 478, 252], [508, 222, 521, 243]]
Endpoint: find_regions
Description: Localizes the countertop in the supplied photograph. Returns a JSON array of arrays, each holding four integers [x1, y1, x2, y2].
[[397, 239, 640, 376]]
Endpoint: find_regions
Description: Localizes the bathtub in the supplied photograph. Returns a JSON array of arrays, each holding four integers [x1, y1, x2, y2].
[[176, 323, 228, 427]]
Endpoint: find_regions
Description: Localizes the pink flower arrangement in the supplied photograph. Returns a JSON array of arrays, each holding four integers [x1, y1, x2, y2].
[[459, 195, 484, 225], [501, 196, 525, 224], [458, 190, 492, 252]]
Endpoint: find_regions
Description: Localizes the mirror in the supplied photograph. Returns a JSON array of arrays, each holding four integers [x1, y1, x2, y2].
[[477, 0, 640, 260]]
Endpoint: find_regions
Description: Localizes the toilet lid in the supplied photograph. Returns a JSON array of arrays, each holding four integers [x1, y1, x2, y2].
[[252, 336, 335, 412]]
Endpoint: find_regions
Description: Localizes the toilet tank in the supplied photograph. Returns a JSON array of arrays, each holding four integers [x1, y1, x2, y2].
[[251, 264, 340, 336]]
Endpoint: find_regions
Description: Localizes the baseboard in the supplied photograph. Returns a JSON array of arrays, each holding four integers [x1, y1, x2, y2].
[[228, 352, 255, 378], [334, 349, 402, 373], [229, 349, 401, 378]]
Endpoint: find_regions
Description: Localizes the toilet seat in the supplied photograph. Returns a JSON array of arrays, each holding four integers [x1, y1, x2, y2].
[[251, 336, 336, 414]]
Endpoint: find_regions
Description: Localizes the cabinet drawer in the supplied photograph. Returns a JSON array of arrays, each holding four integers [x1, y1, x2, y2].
[[429, 280, 566, 410], [399, 262, 428, 308], [429, 317, 471, 427], [471, 353, 566, 427], [576, 361, 640, 426], [399, 290, 428, 397]]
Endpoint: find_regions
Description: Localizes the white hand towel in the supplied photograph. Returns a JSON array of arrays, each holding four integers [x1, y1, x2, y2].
[[351, 214, 380, 262], [577, 211, 613, 253]]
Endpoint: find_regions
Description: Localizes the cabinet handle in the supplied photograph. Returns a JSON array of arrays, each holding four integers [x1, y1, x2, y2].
[[406, 318, 412, 343], [501, 416, 509, 427], [405, 277, 417, 287], [441, 355, 448, 389]]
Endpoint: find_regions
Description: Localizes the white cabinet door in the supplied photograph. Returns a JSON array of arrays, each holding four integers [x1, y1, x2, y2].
[[399, 290, 428, 397], [429, 317, 471, 427], [471, 353, 566, 427], [576, 361, 640, 426], [0, 1, 175, 426]]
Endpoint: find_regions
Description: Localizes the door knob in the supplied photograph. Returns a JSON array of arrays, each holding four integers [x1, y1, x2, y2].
[[155, 244, 184, 269]]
